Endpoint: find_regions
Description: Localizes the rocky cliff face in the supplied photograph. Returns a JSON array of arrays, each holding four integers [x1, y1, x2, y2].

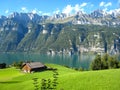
[[0, 10, 120, 54]]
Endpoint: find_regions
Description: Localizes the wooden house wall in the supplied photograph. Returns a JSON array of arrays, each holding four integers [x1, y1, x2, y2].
[[22, 65, 31, 73]]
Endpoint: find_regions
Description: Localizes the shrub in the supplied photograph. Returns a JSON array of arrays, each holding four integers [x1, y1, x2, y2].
[[0, 63, 6, 69], [33, 69, 59, 90], [12, 61, 23, 69], [79, 67, 84, 71]]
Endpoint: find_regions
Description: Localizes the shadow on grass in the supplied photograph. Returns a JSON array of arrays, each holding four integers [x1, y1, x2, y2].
[[0, 81, 21, 84]]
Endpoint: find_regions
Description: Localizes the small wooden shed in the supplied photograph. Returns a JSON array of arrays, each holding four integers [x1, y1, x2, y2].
[[22, 62, 47, 73]]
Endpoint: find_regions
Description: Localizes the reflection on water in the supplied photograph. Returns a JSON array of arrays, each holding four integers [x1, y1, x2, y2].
[[0, 53, 95, 69]]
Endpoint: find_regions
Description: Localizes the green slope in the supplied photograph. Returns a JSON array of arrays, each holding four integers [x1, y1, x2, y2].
[[0, 64, 120, 90]]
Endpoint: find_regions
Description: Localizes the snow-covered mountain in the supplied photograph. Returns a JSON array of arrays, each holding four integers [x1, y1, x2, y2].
[[0, 9, 120, 35], [0, 9, 120, 26], [0, 9, 120, 53], [72, 9, 120, 26]]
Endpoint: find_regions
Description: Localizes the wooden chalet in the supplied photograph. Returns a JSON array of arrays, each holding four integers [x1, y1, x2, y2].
[[22, 62, 47, 73]]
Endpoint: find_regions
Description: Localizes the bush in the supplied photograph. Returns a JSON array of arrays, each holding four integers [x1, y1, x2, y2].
[[33, 69, 59, 90], [79, 67, 84, 71], [12, 61, 23, 69], [0, 63, 6, 69]]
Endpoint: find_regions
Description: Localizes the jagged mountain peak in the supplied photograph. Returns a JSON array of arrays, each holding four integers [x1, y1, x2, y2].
[[49, 13, 67, 20], [0, 15, 6, 19], [108, 8, 120, 17], [90, 9, 107, 18], [76, 11, 84, 15], [0, 8, 120, 26]]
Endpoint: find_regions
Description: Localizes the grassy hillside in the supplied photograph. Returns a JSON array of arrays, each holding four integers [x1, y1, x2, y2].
[[0, 64, 120, 90]]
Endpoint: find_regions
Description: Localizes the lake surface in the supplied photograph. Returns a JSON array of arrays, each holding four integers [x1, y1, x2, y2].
[[0, 53, 95, 69]]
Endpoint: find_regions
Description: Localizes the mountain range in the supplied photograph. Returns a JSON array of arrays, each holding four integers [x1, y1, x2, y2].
[[0, 9, 120, 54]]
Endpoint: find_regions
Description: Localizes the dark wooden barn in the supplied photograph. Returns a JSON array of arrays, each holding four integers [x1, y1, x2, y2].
[[22, 62, 47, 73]]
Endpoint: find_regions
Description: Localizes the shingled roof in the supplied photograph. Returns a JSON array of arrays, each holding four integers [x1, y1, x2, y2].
[[25, 62, 46, 69]]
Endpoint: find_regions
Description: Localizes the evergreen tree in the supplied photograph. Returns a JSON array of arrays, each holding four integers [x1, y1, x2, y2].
[[91, 54, 120, 70], [101, 54, 109, 69], [90, 55, 101, 70]]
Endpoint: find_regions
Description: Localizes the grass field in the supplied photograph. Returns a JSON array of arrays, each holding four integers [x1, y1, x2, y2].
[[0, 64, 120, 90]]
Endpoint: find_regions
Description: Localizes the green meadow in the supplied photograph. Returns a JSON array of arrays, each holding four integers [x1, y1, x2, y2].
[[0, 64, 120, 90]]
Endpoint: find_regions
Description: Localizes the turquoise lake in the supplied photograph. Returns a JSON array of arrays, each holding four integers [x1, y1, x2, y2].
[[0, 53, 95, 69]]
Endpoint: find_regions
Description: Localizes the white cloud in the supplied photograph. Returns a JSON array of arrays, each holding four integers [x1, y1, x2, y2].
[[62, 3, 88, 15], [62, 5, 73, 14], [42, 13, 51, 16], [31, 9, 43, 15], [79, 8, 86, 13], [21, 7, 28, 12], [74, 3, 87, 13], [21, 7, 26, 11], [38, 11, 42, 14], [90, 4, 94, 7], [74, 4, 86, 13], [74, 4, 80, 12], [105, 2, 112, 7], [5, 10, 9, 14], [103, 8, 108, 12], [99, 1, 105, 7], [31, 8, 42, 15], [32, 9, 37, 14], [80, 3, 87, 7], [99, 2, 112, 7], [53, 9, 60, 14]]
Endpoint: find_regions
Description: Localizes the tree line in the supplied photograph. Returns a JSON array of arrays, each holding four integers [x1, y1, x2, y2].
[[90, 54, 120, 70]]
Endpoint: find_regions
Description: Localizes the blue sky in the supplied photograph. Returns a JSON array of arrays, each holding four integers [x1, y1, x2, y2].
[[0, 0, 120, 16]]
